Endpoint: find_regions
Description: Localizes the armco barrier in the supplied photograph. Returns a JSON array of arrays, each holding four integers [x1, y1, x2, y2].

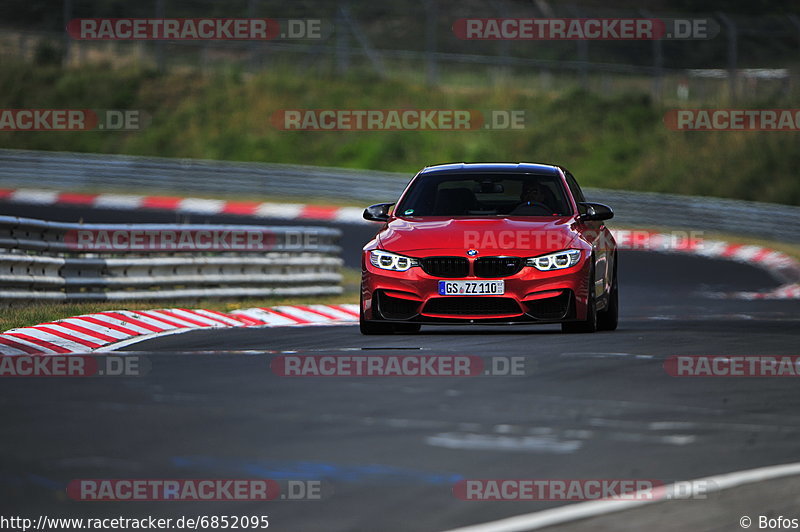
[[0, 216, 343, 301], [1, 149, 799, 243]]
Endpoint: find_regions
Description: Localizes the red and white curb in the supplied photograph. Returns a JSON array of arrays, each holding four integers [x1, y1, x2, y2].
[[610, 229, 800, 300], [0, 187, 367, 224], [0, 304, 359, 356]]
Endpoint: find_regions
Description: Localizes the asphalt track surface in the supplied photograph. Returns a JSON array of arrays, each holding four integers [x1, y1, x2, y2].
[[3, 200, 800, 531]]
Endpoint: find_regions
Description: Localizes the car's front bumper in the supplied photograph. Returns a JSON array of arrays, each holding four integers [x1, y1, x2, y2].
[[361, 253, 592, 324]]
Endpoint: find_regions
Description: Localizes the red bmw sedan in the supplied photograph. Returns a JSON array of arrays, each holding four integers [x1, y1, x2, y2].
[[360, 163, 618, 334]]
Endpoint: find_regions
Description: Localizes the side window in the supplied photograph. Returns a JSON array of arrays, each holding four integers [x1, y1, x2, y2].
[[564, 171, 586, 209]]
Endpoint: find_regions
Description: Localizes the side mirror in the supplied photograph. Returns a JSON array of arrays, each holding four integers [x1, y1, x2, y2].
[[363, 203, 395, 222], [578, 202, 614, 222]]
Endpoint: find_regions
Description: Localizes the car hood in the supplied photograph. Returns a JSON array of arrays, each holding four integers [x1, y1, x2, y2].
[[377, 217, 579, 256]]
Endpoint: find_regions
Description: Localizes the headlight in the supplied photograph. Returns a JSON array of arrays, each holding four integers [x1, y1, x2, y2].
[[369, 250, 419, 272], [526, 249, 582, 271]]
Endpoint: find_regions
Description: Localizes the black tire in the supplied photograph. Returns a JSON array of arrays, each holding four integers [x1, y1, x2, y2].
[[393, 323, 421, 334], [359, 291, 393, 335], [561, 263, 598, 334], [359, 319, 396, 335], [358, 292, 420, 335], [597, 256, 618, 331]]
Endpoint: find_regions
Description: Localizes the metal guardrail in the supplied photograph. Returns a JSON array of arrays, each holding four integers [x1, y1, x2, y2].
[[1, 149, 799, 243], [0, 149, 405, 203], [0, 215, 343, 301], [576, 189, 800, 245]]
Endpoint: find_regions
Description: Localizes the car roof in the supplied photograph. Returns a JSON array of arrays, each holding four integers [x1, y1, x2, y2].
[[418, 162, 562, 175]]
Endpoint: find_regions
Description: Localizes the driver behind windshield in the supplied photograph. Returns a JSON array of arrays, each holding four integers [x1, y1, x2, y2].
[[521, 182, 548, 206], [509, 181, 554, 215]]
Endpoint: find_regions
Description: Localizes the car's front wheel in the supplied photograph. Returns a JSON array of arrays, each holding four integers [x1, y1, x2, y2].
[[359, 294, 421, 335], [597, 255, 618, 331], [360, 319, 397, 335], [392, 323, 421, 334], [561, 264, 598, 334]]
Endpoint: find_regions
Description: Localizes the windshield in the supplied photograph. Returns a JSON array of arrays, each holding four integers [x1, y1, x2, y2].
[[395, 173, 572, 217]]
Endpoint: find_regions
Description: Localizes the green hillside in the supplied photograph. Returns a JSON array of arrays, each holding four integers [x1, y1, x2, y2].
[[1, 61, 798, 205]]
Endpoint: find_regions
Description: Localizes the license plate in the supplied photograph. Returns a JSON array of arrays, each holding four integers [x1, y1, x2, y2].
[[438, 280, 505, 296]]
